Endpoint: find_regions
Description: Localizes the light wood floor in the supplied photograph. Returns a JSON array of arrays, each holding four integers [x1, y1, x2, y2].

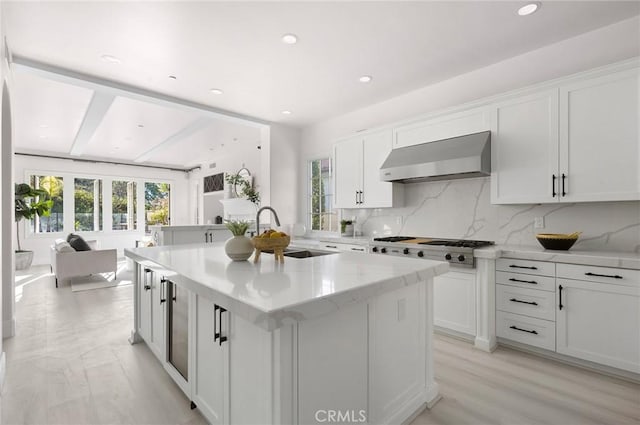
[[2, 265, 639, 425]]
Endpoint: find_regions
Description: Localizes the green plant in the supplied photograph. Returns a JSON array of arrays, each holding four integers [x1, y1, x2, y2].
[[340, 220, 353, 234], [225, 173, 260, 205], [224, 220, 250, 236], [15, 183, 52, 251]]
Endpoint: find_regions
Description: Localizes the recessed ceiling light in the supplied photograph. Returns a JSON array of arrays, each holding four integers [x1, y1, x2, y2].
[[210, 88, 223, 95], [359, 75, 373, 83], [39, 124, 49, 128], [168, 75, 177, 80], [282, 33, 298, 44], [281, 110, 292, 115], [39, 135, 47, 139], [101, 54, 121, 64], [518, 2, 540, 16], [137, 124, 144, 128]]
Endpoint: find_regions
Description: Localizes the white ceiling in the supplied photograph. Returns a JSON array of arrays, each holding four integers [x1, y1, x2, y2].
[[5, 1, 640, 168]]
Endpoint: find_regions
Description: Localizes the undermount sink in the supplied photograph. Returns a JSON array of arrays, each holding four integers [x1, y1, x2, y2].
[[261, 248, 337, 258]]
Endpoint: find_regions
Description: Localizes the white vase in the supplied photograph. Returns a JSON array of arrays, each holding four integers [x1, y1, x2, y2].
[[225, 235, 254, 261]]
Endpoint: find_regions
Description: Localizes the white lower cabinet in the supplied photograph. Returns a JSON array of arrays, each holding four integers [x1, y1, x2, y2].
[[434, 270, 476, 337], [556, 272, 640, 374], [134, 260, 434, 424], [496, 258, 640, 375]]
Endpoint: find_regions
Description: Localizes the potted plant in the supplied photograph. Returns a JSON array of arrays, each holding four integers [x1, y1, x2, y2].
[[340, 219, 354, 236], [223, 220, 254, 261], [225, 172, 260, 205], [15, 183, 52, 270]]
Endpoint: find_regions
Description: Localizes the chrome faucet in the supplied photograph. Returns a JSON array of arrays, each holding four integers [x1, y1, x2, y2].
[[256, 206, 281, 235]]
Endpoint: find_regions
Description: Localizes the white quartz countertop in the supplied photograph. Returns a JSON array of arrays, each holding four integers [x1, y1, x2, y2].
[[125, 243, 449, 330], [475, 245, 639, 270]]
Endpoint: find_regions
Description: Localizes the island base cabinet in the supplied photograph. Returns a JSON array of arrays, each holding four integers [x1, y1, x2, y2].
[[556, 280, 640, 374]]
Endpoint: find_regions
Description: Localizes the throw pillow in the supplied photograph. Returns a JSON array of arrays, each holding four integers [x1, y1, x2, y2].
[[66, 233, 92, 251], [55, 241, 75, 253]]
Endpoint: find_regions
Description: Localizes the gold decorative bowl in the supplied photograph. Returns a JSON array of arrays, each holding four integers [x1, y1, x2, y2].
[[535, 232, 581, 250], [251, 234, 290, 262]]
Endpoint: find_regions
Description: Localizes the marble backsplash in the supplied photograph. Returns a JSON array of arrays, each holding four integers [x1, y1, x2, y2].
[[345, 177, 640, 253]]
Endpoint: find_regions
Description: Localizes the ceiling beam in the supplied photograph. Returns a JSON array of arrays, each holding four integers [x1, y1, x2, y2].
[[11, 54, 270, 129], [134, 116, 213, 163], [69, 91, 115, 156]]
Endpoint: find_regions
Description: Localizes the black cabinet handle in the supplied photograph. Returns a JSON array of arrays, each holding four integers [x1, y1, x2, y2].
[[561, 173, 567, 197], [509, 265, 538, 270], [510, 325, 538, 335], [144, 268, 152, 291], [558, 285, 563, 310], [351, 248, 365, 252], [509, 278, 538, 285], [160, 278, 167, 303], [359, 191, 364, 204], [325, 245, 337, 249], [218, 306, 228, 346], [552, 174, 557, 197], [585, 272, 622, 279], [213, 305, 218, 342], [509, 298, 538, 306], [355, 191, 359, 205]]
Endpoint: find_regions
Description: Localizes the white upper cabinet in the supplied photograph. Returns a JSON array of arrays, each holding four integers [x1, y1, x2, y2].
[[491, 90, 559, 204], [334, 129, 403, 209], [394, 106, 492, 149], [559, 68, 640, 202]]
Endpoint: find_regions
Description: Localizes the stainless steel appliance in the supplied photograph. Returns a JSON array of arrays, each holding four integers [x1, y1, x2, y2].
[[167, 280, 189, 379], [380, 131, 491, 183], [370, 236, 494, 268]]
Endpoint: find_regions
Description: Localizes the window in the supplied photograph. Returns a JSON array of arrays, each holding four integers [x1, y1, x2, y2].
[[112, 181, 137, 231], [74, 178, 103, 231], [145, 182, 171, 232], [30, 175, 64, 233], [308, 158, 337, 232]]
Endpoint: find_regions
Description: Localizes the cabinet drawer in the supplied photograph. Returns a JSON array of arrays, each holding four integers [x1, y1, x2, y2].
[[496, 258, 555, 276], [556, 263, 639, 287], [497, 311, 556, 351], [496, 285, 556, 321], [496, 271, 556, 292], [319, 242, 368, 253]]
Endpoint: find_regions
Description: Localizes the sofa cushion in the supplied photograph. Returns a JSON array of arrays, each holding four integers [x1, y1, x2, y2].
[[66, 233, 92, 251], [55, 241, 75, 253]]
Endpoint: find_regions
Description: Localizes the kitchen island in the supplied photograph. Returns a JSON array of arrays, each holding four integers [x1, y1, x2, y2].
[[125, 243, 449, 425]]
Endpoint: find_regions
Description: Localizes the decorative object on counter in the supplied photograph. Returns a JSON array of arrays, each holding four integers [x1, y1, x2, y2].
[[252, 230, 290, 263], [291, 223, 306, 237], [535, 232, 581, 250], [224, 220, 254, 261], [340, 219, 354, 236], [15, 182, 53, 270], [225, 167, 260, 205], [215, 215, 223, 224]]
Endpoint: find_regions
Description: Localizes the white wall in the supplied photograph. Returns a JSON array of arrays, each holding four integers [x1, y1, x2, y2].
[[14, 155, 190, 265], [269, 123, 301, 230], [0, 0, 7, 389], [298, 17, 640, 252]]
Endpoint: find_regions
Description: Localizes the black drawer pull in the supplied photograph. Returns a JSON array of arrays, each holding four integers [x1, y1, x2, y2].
[[510, 325, 538, 335], [509, 278, 538, 285], [509, 265, 538, 270], [558, 285, 563, 310], [325, 245, 337, 249], [552, 174, 557, 197], [510, 298, 538, 306], [351, 248, 365, 252], [585, 272, 623, 279]]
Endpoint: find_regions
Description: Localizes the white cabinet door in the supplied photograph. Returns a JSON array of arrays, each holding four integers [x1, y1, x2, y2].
[[559, 68, 640, 202], [192, 295, 227, 425], [361, 129, 398, 208], [139, 266, 153, 341], [171, 229, 208, 245], [491, 90, 559, 204], [370, 283, 425, 423], [434, 270, 476, 336], [333, 137, 361, 208], [556, 279, 640, 373], [149, 271, 166, 362]]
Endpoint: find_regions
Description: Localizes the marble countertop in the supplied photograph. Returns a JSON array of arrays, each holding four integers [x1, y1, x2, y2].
[[125, 243, 449, 330], [475, 245, 639, 269], [291, 236, 371, 247]]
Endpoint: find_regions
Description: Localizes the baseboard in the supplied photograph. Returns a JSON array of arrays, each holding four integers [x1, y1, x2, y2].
[[0, 351, 6, 392], [434, 326, 474, 343], [2, 318, 15, 338]]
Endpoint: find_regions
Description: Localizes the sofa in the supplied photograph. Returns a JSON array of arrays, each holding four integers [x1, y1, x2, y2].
[[50, 239, 117, 287]]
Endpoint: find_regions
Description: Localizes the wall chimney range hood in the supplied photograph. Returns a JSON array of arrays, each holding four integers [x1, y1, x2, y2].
[[380, 131, 491, 183]]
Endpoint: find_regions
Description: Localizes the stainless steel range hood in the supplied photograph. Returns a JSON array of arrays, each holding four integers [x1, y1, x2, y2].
[[380, 131, 491, 183]]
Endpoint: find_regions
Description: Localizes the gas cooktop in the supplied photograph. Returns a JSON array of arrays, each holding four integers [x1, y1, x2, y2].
[[371, 236, 494, 267]]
